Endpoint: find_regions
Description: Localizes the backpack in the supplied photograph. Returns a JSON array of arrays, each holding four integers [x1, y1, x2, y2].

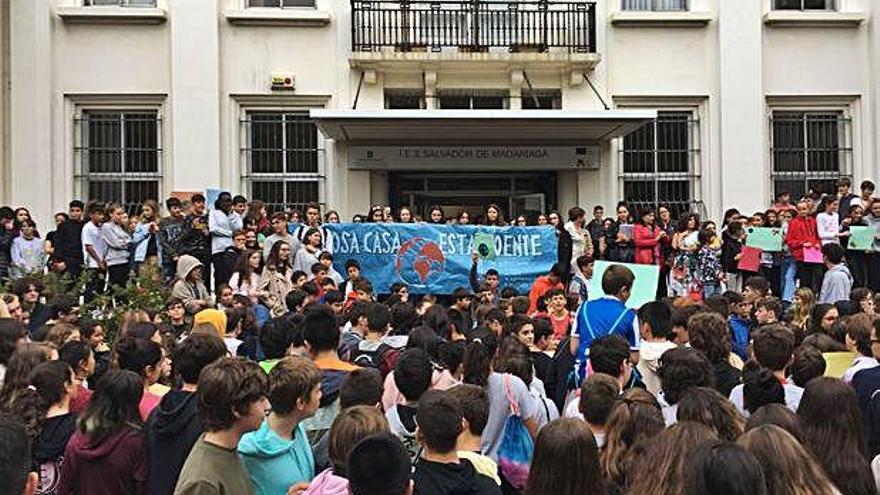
[[497, 375, 534, 490], [352, 343, 400, 378]]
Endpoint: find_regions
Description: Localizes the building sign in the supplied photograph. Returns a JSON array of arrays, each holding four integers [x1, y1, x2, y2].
[[348, 145, 600, 170]]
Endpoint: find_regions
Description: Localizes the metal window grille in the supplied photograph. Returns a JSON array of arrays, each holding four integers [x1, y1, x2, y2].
[[622, 0, 687, 11], [773, 0, 835, 10], [247, 0, 316, 7], [84, 0, 157, 6], [437, 89, 510, 109], [74, 111, 162, 216], [619, 111, 702, 218], [385, 89, 427, 109], [770, 111, 852, 199], [241, 112, 323, 214]]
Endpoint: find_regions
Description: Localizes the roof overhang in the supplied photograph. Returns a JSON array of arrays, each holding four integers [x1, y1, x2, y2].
[[310, 109, 657, 146]]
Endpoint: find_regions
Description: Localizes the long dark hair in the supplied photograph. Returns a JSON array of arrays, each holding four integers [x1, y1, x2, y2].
[[7, 360, 73, 438], [232, 249, 262, 288], [303, 227, 322, 249], [808, 303, 837, 336], [682, 442, 766, 495], [78, 370, 144, 441], [526, 418, 607, 495], [462, 327, 498, 387], [0, 319, 26, 366], [798, 377, 875, 495], [266, 240, 292, 272], [676, 213, 701, 233], [0, 343, 54, 409]]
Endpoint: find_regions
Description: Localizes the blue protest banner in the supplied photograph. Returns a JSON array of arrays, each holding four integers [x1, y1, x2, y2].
[[324, 223, 558, 295]]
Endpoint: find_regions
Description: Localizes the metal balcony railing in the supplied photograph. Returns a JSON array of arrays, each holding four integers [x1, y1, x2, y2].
[[351, 1, 597, 54]]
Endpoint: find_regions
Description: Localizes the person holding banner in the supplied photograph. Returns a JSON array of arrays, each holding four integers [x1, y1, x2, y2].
[[842, 204, 870, 288], [570, 265, 640, 385], [786, 201, 822, 294]]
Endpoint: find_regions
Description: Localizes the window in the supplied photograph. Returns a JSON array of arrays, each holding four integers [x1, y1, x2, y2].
[[622, 0, 687, 11], [248, 0, 316, 7], [85, 0, 157, 6], [438, 90, 509, 110], [773, 0, 835, 10], [522, 90, 562, 110], [770, 111, 852, 199], [385, 89, 426, 110], [74, 111, 162, 215], [242, 112, 322, 214], [619, 111, 700, 218]]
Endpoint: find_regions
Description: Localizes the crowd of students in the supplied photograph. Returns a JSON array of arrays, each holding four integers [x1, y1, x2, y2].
[[1, 177, 880, 495]]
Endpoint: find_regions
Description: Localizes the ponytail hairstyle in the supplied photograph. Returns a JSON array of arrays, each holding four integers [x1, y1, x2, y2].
[[463, 327, 498, 388], [600, 388, 664, 487], [8, 360, 73, 438], [0, 343, 55, 410]]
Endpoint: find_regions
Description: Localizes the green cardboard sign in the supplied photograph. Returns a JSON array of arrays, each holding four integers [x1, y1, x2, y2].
[[848, 226, 876, 251], [745, 227, 784, 252], [588, 261, 660, 309], [474, 232, 496, 260]]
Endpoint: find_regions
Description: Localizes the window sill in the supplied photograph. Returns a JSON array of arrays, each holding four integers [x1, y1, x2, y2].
[[57, 6, 167, 25], [763, 10, 865, 27], [224, 8, 331, 27], [609, 10, 712, 27]]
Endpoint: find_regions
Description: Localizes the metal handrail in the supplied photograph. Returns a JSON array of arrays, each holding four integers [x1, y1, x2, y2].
[[350, 0, 597, 53]]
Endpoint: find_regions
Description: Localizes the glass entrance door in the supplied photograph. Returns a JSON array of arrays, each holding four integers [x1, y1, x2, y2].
[[390, 172, 556, 223]]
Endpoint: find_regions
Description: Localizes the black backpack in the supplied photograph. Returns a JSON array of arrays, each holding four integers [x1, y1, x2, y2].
[[352, 343, 400, 378]]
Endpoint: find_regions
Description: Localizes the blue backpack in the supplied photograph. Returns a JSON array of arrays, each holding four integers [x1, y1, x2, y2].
[[497, 374, 534, 489]]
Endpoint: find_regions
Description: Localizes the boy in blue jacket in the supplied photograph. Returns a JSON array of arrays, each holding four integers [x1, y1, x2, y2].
[[725, 291, 752, 362], [239, 356, 323, 495]]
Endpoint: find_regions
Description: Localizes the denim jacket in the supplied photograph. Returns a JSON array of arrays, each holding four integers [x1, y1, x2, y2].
[[130, 222, 160, 264]]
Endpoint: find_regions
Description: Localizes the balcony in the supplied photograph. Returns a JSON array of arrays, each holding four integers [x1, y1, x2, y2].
[[349, 1, 600, 72]]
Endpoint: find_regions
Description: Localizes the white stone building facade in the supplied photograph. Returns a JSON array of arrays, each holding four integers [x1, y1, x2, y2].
[[0, 0, 877, 226]]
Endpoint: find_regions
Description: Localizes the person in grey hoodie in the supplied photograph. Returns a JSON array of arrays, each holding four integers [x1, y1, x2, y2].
[[102, 204, 146, 290], [819, 243, 853, 304], [209, 193, 243, 292]]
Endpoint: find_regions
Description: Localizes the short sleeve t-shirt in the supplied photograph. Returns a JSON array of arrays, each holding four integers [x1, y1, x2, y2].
[[81, 222, 107, 269], [481, 372, 539, 461]]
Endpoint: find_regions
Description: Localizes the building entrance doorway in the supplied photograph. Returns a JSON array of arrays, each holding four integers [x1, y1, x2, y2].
[[389, 172, 557, 224]]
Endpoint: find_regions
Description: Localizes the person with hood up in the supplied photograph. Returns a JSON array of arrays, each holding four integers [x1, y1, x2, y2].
[[412, 390, 501, 495], [6, 361, 77, 495], [635, 302, 677, 396], [818, 243, 853, 304], [145, 333, 227, 495], [303, 405, 391, 495], [58, 370, 148, 495], [171, 255, 213, 316], [239, 356, 322, 495]]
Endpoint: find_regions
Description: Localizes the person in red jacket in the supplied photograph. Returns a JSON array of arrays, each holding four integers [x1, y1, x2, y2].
[[633, 209, 666, 265], [528, 263, 565, 314], [785, 200, 822, 293]]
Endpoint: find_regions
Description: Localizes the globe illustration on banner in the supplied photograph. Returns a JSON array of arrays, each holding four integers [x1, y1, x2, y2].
[[396, 237, 446, 286]]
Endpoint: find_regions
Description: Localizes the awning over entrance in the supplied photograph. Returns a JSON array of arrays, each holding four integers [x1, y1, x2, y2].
[[310, 109, 657, 146]]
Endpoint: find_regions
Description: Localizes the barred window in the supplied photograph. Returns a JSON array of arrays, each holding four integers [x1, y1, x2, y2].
[[84, 0, 157, 6], [773, 0, 835, 10], [242, 112, 323, 214], [622, 0, 687, 11], [619, 111, 700, 218], [248, 0, 316, 7], [74, 111, 162, 215], [770, 111, 852, 199]]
